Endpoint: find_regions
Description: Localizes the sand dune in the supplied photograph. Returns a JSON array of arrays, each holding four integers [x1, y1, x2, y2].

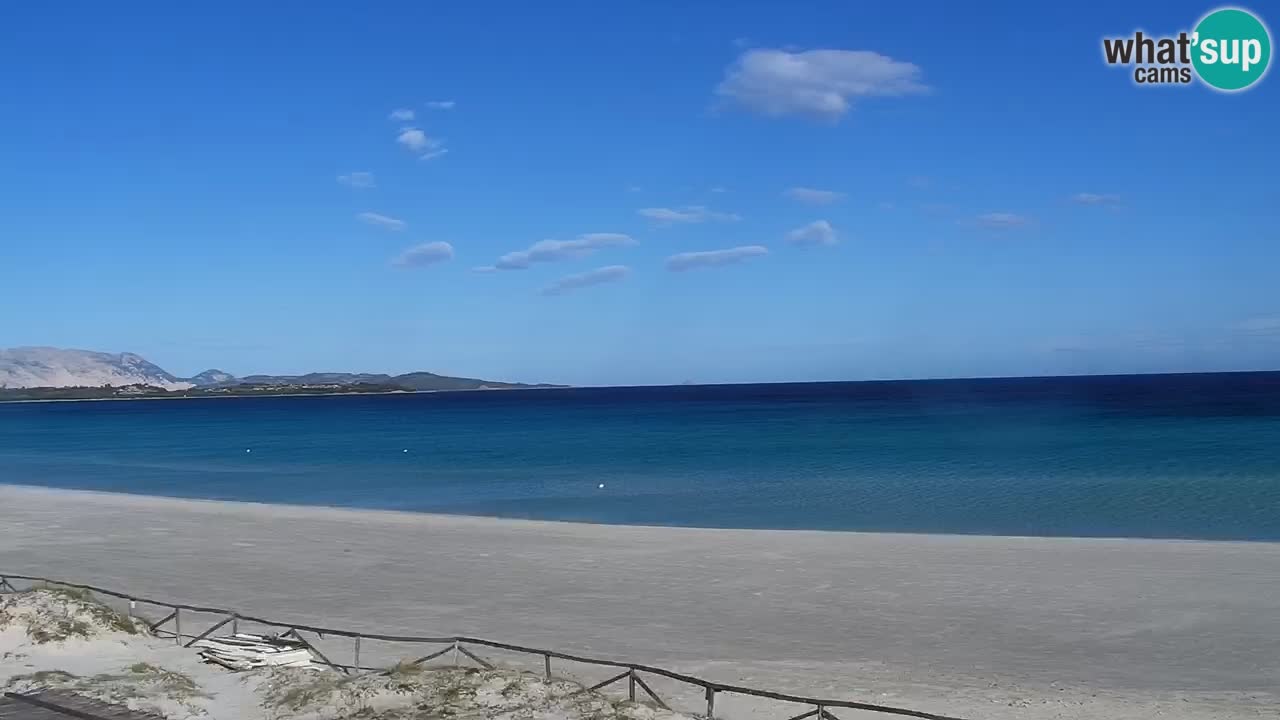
[[2, 484, 1278, 719]]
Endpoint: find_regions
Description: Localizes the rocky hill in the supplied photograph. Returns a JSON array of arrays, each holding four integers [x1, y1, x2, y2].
[[0, 347, 194, 390], [0, 347, 557, 393]]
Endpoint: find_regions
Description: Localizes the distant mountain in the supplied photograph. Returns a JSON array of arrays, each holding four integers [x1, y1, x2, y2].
[[0, 347, 558, 393], [187, 369, 236, 387], [0, 347, 194, 390], [233, 371, 554, 391], [234, 372, 394, 386], [392, 371, 542, 391]]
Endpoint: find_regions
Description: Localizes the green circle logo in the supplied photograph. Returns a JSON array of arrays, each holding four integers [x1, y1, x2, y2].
[[1192, 7, 1272, 91]]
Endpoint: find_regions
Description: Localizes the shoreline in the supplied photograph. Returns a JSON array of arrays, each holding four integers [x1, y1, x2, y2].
[[3, 484, 1278, 719], [3, 483, 1274, 545], [0, 385, 572, 405]]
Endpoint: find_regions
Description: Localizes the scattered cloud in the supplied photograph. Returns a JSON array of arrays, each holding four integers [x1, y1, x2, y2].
[[786, 220, 838, 246], [716, 48, 928, 120], [784, 187, 844, 205], [710, 186, 728, 193], [626, 185, 643, 193], [666, 245, 768, 271], [1232, 316, 1280, 335], [638, 206, 741, 224], [1072, 192, 1121, 206], [878, 201, 896, 211], [389, 108, 415, 121], [337, 172, 375, 189], [907, 175, 932, 189], [541, 265, 630, 296], [357, 212, 407, 231], [396, 127, 429, 151], [476, 233, 636, 271], [396, 127, 447, 159], [425, 100, 456, 110], [971, 212, 1030, 229], [1129, 333, 1189, 351], [1037, 336, 1097, 354], [393, 242, 454, 268]]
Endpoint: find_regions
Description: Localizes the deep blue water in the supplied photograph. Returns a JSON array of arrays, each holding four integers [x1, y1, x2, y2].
[[2, 373, 1279, 540]]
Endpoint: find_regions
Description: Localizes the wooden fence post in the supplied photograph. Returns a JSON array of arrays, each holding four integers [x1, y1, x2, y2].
[[354, 636, 361, 670], [705, 687, 715, 718], [183, 614, 234, 648], [544, 654, 552, 681], [174, 608, 182, 645], [628, 670, 636, 701]]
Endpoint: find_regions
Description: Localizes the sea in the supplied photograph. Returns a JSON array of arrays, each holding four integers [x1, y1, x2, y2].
[[2, 372, 1279, 541]]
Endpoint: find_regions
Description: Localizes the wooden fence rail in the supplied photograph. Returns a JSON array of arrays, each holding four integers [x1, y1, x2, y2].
[[0, 572, 971, 720]]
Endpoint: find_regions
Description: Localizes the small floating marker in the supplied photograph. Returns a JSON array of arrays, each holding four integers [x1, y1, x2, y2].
[[598, 483, 605, 489], [245, 449, 251, 453], [403, 449, 409, 453]]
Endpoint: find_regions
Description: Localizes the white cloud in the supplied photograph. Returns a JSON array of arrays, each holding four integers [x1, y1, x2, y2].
[[786, 220, 838, 246], [389, 108, 415, 121], [638, 206, 741, 224], [716, 48, 927, 120], [784, 187, 844, 205], [425, 100, 456, 110], [477, 233, 636, 271], [542, 265, 630, 296], [396, 127, 447, 159], [972, 212, 1030, 229], [1073, 192, 1121, 206], [397, 127, 429, 151], [666, 245, 768, 271], [1233, 316, 1280, 335], [393, 242, 454, 268], [357, 212, 407, 231], [337, 172, 375, 189], [710, 186, 728, 193]]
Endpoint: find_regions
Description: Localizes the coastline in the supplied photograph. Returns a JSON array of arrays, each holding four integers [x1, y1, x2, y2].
[[0, 482, 1272, 545], [3, 484, 1277, 719], [0, 384, 572, 405]]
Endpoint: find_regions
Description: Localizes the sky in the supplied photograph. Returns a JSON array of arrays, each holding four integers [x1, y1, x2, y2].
[[1, 1, 1277, 386]]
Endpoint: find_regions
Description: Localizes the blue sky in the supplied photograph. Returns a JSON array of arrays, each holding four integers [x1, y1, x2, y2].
[[1, 1, 1277, 385]]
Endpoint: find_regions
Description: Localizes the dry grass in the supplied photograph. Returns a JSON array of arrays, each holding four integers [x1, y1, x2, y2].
[[256, 664, 685, 720], [4, 663, 210, 716], [0, 585, 143, 643]]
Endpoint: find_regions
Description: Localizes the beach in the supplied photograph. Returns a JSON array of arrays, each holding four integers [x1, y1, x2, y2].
[[2, 484, 1277, 719]]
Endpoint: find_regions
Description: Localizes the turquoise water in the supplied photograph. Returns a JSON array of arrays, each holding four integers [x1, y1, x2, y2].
[[2, 374, 1279, 540]]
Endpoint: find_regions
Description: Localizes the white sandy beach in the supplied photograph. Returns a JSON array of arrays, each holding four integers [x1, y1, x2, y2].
[[2, 484, 1278, 719]]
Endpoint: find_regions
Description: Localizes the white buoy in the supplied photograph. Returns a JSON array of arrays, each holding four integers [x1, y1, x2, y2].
[[245, 449, 251, 453], [598, 483, 605, 489], [403, 449, 408, 453]]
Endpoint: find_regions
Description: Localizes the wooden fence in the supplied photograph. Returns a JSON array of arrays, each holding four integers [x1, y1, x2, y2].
[[0, 573, 970, 720]]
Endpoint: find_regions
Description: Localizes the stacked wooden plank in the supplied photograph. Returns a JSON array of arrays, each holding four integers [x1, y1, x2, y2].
[[192, 633, 316, 671]]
